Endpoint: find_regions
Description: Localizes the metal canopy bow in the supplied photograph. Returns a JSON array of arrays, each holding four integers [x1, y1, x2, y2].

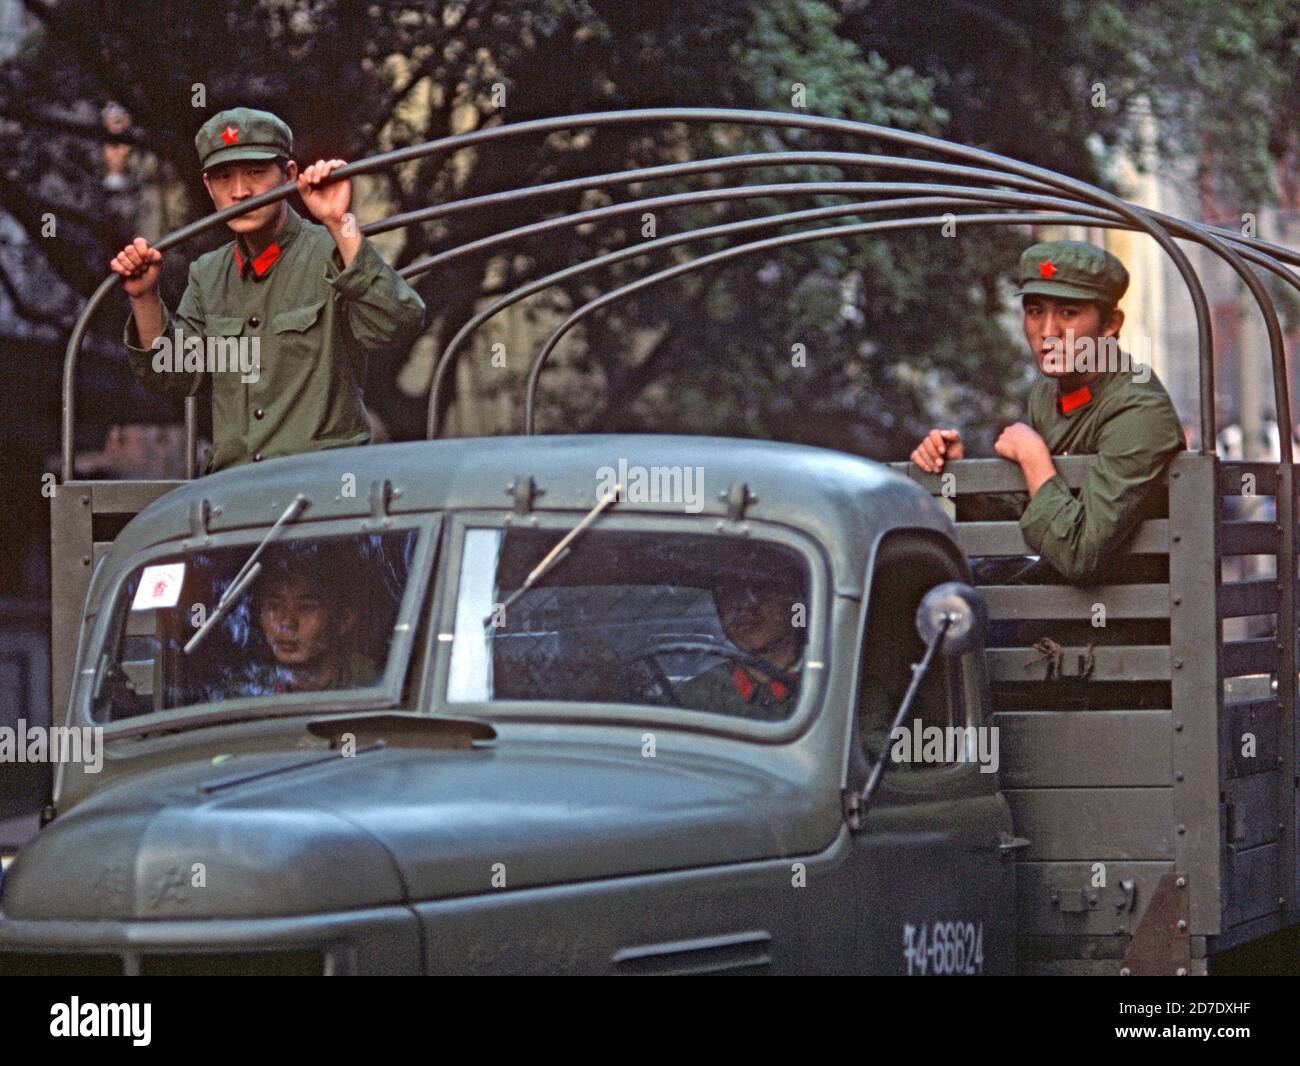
[[64, 108, 1300, 466]]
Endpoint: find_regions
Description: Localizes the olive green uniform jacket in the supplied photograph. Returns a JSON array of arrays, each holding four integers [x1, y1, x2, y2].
[[674, 660, 799, 721], [964, 363, 1186, 585], [125, 206, 425, 474], [233, 649, 380, 699]]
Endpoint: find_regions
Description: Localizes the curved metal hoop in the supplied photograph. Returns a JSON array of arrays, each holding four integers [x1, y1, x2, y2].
[[62, 107, 1224, 477]]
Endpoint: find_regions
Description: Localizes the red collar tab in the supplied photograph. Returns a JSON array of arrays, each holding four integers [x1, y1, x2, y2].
[[1058, 384, 1092, 414], [233, 242, 282, 278], [731, 667, 756, 702], [730, 666, 798, 702], [252, 243, 281, 276]]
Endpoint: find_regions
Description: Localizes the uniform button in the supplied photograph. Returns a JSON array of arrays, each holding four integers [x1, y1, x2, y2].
[[249, 316, 261, 328], [254, 408, 265, 419], [253, 452, 263, 462]]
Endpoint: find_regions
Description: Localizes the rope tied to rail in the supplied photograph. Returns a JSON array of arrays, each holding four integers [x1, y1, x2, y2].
[[1025, 637, 1096, 681]]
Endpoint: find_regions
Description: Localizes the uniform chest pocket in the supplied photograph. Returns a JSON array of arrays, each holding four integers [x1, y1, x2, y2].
[[207, 315, 244, 337], [271, 299, 326, 337]]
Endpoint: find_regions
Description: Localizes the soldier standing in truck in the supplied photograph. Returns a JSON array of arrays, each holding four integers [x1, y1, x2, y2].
[[109, 107, 426, 475]]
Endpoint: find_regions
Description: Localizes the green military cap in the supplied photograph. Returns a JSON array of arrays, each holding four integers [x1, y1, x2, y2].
[[1016, 239, 1129, 305], [195, 107, 293, 171]]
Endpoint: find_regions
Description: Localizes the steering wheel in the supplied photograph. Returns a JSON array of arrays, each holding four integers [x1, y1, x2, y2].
[[620, 639, 800, 706]]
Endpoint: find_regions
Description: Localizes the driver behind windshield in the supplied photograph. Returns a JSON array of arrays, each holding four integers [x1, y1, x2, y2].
[[244, 553, 377, 694], [675, 578, 806, 720]]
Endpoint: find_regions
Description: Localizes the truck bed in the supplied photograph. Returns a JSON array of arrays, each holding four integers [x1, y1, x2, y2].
[[891, 451, 1299, 974]]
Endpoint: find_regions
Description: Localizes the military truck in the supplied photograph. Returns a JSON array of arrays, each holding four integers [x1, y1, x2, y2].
[[1, 108, 1297, 975]]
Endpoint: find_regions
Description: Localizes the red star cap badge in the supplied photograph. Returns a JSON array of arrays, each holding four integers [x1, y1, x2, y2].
[[221, 126, 240, 146], [1039, 259, 1056, 279]]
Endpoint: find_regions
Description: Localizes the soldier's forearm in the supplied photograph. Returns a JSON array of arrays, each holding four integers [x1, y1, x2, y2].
[[326, 215, 361, 268], [328, 237, 427, 350], [1021, 450, 1058, 497], [129, 291, 165, 351]]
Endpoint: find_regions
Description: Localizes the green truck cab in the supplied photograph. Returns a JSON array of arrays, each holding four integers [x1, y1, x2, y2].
[[3, 108, 1297, 975], [6, 436, 1019, 975]]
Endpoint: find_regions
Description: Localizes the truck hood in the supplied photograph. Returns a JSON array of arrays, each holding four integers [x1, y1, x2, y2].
[[1, 741, 834, 920]]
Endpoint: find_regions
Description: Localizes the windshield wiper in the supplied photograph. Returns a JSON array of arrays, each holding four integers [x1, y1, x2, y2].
[[486, 483, 621, 625], [184, 493, 310, 654]]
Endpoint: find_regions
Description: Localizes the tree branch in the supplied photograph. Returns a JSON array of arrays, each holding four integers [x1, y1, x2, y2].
[[0, 256, 71, 328], [19, 0, 56, 22], [584, 261, 728, 428], [0, 102, 153, 149]]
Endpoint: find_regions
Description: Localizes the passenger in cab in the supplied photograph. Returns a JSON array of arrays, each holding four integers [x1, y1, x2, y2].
[[247, 555, 377, 694], [910, 240, 1185, 586]]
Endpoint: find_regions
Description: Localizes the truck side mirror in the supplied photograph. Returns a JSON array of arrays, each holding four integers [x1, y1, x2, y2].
[[915, 581, 987, 658], [850, 581, 989, 829]]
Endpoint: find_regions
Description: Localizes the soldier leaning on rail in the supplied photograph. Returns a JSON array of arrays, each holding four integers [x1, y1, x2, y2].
[[110, 107, 426, 475], [910, 239, 1186, 588]]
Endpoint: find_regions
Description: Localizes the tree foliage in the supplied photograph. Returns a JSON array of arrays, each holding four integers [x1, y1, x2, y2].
[[0, 0, 1295, 461]]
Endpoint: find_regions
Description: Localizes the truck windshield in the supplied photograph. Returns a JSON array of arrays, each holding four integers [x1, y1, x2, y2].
[[447, 527, 811, 720], [92, 529, 419, 722]]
